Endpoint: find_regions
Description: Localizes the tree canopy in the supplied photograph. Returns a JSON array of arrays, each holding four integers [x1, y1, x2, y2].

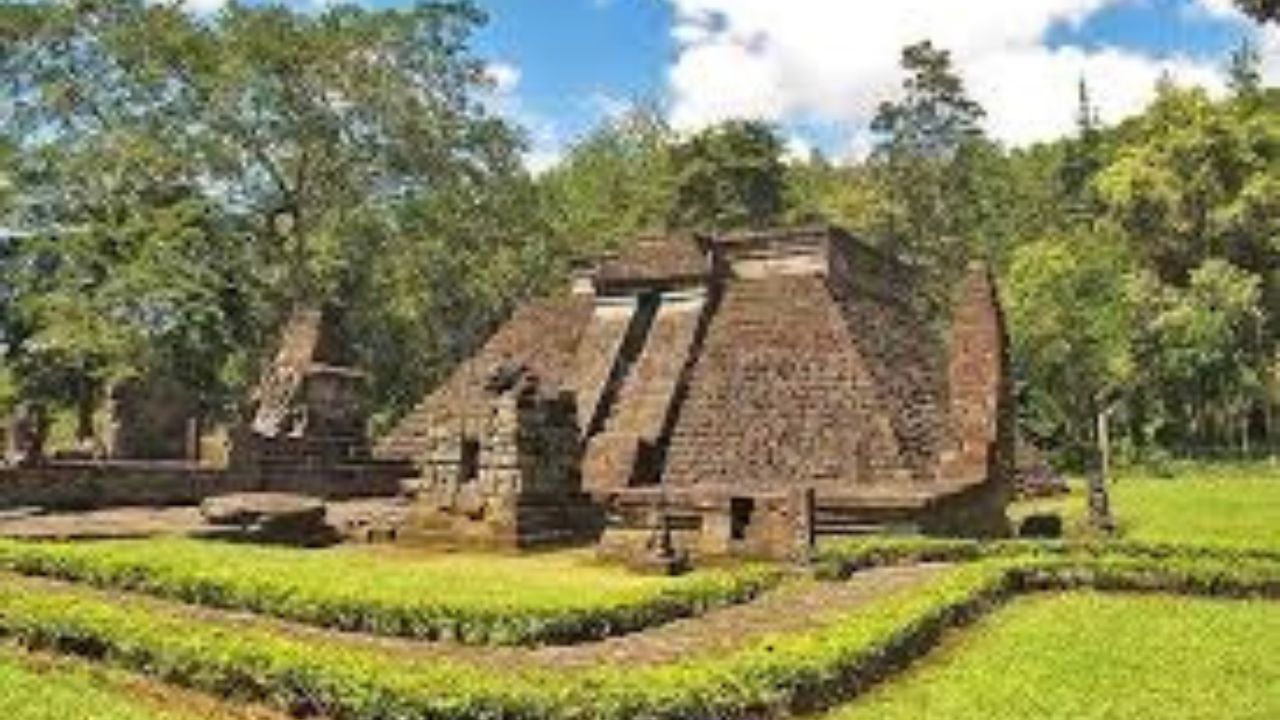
[[0, 5, 1275, 465]]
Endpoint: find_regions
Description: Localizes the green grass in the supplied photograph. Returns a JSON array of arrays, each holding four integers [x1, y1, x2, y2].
[[0, 644, 270, 720], [1007, 461, 1280, 549], [1109, 462, 1280, 548], [0, 537, 778, 644], [828, 591, 1280, 720]]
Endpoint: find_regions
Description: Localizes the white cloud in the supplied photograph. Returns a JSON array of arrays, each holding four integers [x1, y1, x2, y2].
[[783, 134, 814, 163], [523, 148, 565, 175], [179, 0, 337, 13], [666, 0, 1234, 149], [583, 92, 636, 121], [1189, 0, 1246, 21], [485, 61, 523, 95], [181, 0, 227, 12]]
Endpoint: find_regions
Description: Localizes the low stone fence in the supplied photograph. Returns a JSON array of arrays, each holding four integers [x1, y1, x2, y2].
[[0, 459, 414, 511]]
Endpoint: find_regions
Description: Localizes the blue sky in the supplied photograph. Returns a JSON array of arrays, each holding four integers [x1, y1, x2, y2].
[[389, 1, 1265, 168]]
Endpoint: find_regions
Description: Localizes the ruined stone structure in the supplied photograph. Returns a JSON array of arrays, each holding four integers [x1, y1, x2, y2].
[[399, 365, 601, 547], [232, 305, 395, 496], [105, 375, 201, 461], [0, 306, 407, 517], [378, 226, 1015, 556]]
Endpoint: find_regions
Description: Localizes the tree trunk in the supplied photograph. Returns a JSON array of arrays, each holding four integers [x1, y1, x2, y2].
[[1241, 406, 1250, 459], [75, 378, 96, 451], [1097, 408, 1111, 484], [1088, 404, 1115, 533]]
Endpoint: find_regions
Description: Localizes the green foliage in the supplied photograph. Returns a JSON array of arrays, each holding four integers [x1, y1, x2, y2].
[[7, 551, 1280, 720], [0, 562, 1008, 720], [1234, 0, 1280, 23], [785, 159, 882, 231], [1005, 232, 1137, 454], [668, 119, 788, 232], [2, 0, 539, 425], [0, 539, 780, 645], [539, 106, 675, 256], [3, 13, 1277, 461], [1133, 260, 1268, 448], [869, 40, 992, 288]]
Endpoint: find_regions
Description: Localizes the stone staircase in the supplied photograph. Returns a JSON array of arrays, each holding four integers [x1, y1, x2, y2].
[[582, 292, 706, 492], [576, 297, 650, 438]]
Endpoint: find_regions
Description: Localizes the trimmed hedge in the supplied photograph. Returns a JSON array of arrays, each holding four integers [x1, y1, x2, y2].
[[0, 539, 781, 646], [0, 565, 1010, 720], [5, 549, 1280, 719], [815, 536, 1280, 580]]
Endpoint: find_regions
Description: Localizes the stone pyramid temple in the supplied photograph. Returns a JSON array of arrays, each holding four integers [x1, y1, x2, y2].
[[377, 225, 1014, 557]]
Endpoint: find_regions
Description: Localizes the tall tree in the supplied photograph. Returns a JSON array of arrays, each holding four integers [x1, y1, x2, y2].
[[2, 0, 531, 427], [870, 40, 990, 290], [1006, 232, 1138, 467], [539, 105, 674, 257], [1234, 0, 1280, 23], [1060, 78, 1104, 222], [1227, 36, 1263, 99], [667, 119, 787, 232]]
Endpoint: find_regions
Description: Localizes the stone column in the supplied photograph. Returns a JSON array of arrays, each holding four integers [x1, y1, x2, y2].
[[789, 486, 817, 563]]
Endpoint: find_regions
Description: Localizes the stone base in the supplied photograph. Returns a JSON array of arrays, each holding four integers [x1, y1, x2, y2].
[[199, 492, 339, 547], [398, 493, 603, 550], [599, 479, 1011, 560]]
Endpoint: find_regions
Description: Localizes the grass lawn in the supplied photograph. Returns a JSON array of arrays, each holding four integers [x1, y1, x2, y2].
[[1011, 461, 1280, 549], [1108, 462, 1280, 548], [828, 591, 1280, 720], [0, 645, 276, 720]]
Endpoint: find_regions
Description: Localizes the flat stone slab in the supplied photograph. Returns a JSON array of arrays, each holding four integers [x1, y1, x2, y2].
[[201, 493, 326, 527], [0, 498, 407, 542]]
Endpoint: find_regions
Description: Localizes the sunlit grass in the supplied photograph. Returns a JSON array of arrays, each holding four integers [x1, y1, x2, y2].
[[0, 537, 730, 608], [0, 644, 266, 720], [1108, 461, 1280, 548], [0, 537, 776, 643], [1009, 460, 1280, 549], [828, 591, 1280, 720]]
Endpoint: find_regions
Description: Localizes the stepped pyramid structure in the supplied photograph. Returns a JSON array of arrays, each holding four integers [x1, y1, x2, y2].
[[378, 226, 1014, 555]]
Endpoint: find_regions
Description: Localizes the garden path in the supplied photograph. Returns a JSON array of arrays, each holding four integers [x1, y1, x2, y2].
[[2, 563, 951, 671]]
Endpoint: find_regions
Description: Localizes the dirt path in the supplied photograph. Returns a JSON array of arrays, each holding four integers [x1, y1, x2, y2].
[[1, 564, 952, 670]]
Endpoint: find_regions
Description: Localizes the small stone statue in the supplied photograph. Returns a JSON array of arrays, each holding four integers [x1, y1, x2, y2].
[[10, 403, 48, 468], [1087, 470, 1115, 533]]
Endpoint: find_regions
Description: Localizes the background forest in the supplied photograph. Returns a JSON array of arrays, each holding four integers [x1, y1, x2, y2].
[[1, 0, 1277, 468]]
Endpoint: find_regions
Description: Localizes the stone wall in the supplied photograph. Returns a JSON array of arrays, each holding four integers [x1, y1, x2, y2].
[[573, 298, 638, 436], [828, 242, 947, 481], [376, 295, 594, 463], [0, 460, 409, 512], [940, 264, 1015, 489], [404, 370, 600, 548], [106, 376, 201, 460], [663, 274, 905, 491], [0, 463, 251, 511]]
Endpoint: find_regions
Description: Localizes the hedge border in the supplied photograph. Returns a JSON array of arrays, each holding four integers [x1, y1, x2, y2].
[[4, 553, 1280, 719], [0, 539, 782, 646]]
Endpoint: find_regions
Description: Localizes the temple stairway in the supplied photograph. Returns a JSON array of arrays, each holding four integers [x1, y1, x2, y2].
[[574, 298, 646, 438], [582, 291, 707, 492]]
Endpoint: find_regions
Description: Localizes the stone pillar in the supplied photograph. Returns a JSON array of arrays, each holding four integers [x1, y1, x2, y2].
[[789, 487, 816, 563], [186, 417, 202, 464], [944, 263, 1014, 488]]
